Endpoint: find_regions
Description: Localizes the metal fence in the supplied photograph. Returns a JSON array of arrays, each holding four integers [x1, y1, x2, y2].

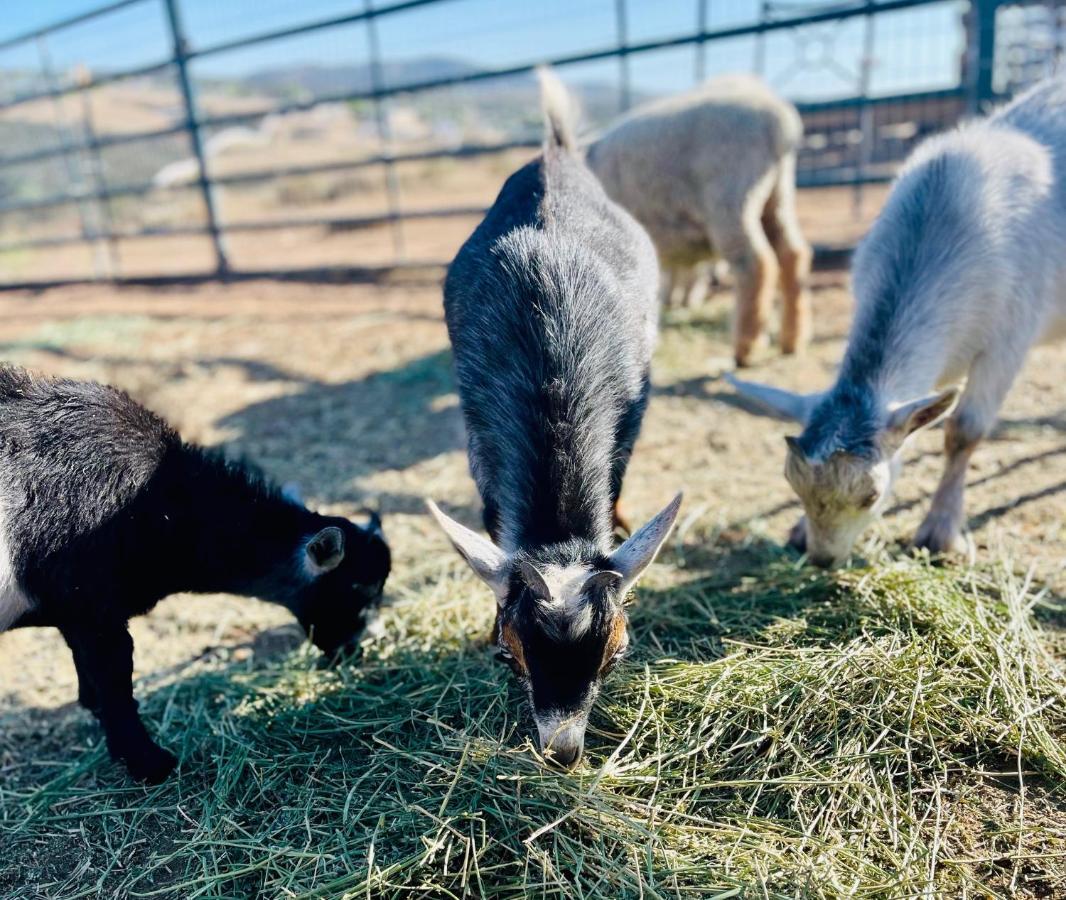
[[0, 0, 1058, 287]]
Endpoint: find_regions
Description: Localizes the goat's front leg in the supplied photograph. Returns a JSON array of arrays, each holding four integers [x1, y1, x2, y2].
[[912, 344, 1025, 555], [913, 418, 979, 555], [787, 515, 807, 552], [62, 620, 177, 784]]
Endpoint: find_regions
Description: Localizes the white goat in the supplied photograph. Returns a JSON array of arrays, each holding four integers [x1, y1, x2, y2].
[[729, 76, 1066, 567], [586, 75, 811, 366]]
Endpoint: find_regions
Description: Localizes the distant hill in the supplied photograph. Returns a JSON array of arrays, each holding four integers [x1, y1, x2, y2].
[[224, 56, 648, 133]]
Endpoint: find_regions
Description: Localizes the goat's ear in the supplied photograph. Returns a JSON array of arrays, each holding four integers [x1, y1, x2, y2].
[[359, 508, 384, 538], [784, 435, 807, 458], [885, 388, 959, 443], [519, 560, 552, 602], [306, 526, 345, 574], [608, 493, 682, 595], [426, 500, 510, 601], [582, 570, 624, 597], [726, 373, 823, 425]]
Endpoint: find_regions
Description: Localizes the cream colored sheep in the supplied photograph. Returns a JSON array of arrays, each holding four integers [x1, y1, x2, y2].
[[586, 75, 811, 366]]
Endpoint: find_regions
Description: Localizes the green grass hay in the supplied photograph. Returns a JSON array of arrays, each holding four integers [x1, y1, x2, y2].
[[1, 540, 1064, 899]]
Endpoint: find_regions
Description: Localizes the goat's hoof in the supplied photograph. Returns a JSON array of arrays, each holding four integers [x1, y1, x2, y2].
[[912, 521, 970, 560], [787, 518, 807, 553], [122, 745, 178, 785], [780, 337, 809, 357]]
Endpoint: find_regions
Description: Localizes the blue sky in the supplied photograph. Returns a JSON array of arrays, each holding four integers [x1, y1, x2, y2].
[[0, 0, 965, 100]]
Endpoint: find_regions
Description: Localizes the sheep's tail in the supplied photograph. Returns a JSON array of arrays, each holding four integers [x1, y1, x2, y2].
[[778, 101, 804, 154], [537, 66, 578, 153]]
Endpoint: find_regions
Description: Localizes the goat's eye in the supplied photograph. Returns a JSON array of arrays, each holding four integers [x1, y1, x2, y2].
[[860, 492, 878, 509]]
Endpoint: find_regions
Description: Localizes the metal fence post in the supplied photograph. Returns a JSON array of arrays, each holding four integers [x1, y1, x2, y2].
[[854, 2, 876, 220], [75, 66, 121, 278], [695, 0, 708, 83], [615, 0, 631, 113], [162, 0, 229, 273], [36, 36, 106, 279], [365, 0, 406, 260], [972, 0, 998, 112], [753, 1, 769, 76]]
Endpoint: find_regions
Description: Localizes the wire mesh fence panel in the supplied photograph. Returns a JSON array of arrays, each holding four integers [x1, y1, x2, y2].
[[0, 0, 1059, 286]]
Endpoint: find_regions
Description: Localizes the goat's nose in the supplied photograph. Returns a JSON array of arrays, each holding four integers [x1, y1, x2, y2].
[[550, 740, 583, 769], [809, 553, 840, 569], [537, 717, 585, 769]]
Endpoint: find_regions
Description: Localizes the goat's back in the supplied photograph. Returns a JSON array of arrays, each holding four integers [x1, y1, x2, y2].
[[846, 77, 1066, 389], [0, 368, 177, 542], [444, 146, 658, 550]]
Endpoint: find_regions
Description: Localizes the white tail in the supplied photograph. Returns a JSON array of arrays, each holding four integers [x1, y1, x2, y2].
[[536, 66, 578, 152]]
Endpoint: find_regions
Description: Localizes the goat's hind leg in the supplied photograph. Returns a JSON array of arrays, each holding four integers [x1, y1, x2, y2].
[[610, 377, 652, 538], [62, 619, 177, 783]]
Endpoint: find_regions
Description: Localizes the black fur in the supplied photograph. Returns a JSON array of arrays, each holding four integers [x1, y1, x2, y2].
[[443, 106, 659, 745], [2, 367, 390, 783]]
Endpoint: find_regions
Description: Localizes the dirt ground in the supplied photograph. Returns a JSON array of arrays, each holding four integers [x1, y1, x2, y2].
[[0, 256, 1064, 720]]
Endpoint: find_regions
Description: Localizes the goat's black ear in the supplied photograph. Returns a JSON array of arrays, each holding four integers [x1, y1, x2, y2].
[[359, 508, 384, 538], [582, 570, 623, 596], [306, 526, 345, 574]]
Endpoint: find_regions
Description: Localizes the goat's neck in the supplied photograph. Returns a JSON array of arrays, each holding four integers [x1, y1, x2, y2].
[[152, 451, 315, 600]]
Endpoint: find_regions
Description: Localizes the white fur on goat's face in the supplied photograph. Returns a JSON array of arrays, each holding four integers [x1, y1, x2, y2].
[[785, 444, 895, 567]]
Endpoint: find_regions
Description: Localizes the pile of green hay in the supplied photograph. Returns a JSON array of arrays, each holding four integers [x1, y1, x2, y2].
[[1, 547, 1064, 899]]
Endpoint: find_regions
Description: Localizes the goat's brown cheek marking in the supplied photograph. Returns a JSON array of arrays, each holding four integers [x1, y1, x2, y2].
[[501, 624, 529, 676], [600, 614, 627, 672]]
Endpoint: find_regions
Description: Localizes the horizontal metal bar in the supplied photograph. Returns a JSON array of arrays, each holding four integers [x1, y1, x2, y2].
[[0, 136, 541, 213], [797, 169, 896, 188], [0, 0, 949, 152], [192, 0, 951, 132], [796, 85, 968, 114], [0, 0, 149, 54], [0, 122, 188, 171], [0, 58, 173, 116], [0, 173, 888, 257], [0, 240, 854, 291], [0, 205, 488, 253], [0, 261, 447, 292], [187, 0, 459, 60], [0, 176, 180, 217], [211, 138, 540, 188], [0, 82, 965, 174], [222, 206, 487, 233]]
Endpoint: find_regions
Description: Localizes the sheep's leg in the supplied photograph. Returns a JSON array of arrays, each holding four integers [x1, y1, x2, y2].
[[62, 621, 177, 784], [913, 347, 1026, 554], [762, 156, 812, 355], [714, 216, 778, 367]]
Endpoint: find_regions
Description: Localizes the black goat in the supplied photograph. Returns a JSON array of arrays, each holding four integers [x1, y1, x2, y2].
[[428, 69, 682, 769], [1, 366, 390, 783]]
